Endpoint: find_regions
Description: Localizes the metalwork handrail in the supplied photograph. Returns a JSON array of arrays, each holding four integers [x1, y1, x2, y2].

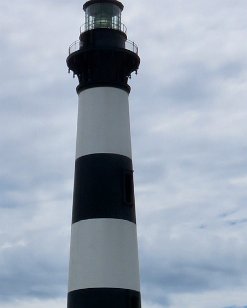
[[80, 21, 127, 34], [68, 40, 81, 55], [125, 39, 138, 54], [68, 39, 138, 55]]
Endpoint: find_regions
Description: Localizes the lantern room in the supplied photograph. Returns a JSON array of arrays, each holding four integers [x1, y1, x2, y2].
[[83, 0, 124, 32]]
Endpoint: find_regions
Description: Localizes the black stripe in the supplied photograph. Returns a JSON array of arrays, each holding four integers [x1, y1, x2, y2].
[[76, 82, 130, 95], [68, 288, 141, 308], [72, 154, 136, 224]]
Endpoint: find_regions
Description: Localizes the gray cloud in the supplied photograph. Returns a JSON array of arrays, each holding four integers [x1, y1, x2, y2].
[[2, 0, 247, 307]]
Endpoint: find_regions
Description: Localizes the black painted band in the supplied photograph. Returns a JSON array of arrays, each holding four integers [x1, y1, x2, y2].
[[68, 288, 141, 308], [72, 154, 136, 224], [76, 82, 130, 95]]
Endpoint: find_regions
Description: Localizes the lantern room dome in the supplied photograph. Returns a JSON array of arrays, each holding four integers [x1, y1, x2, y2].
[[83, 0, 124, 11]]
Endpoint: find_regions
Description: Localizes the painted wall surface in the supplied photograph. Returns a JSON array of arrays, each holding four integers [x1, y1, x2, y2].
[[68, 218, 140, 292], [76, 87, 132, 159]]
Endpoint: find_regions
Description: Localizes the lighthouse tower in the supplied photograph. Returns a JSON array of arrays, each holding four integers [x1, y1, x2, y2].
[[66, 0, 141, 307]]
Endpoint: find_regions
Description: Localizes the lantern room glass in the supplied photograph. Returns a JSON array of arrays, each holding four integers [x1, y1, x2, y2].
[[85, 3, 122, 31]]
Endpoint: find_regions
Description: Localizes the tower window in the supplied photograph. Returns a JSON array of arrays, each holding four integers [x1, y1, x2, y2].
[[124, 170, 134, 206]]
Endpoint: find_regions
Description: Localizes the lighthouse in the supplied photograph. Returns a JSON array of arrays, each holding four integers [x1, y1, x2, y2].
[[66, 0, 141, 307]]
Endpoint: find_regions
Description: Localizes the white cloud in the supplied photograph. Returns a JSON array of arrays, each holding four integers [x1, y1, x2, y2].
[[0, 298, 66, 308], [170, 287, 247, 308]]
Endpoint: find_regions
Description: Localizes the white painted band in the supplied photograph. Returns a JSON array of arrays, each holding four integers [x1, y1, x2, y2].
[[76, 87, 132, 159], [68, 218, 140, 292]]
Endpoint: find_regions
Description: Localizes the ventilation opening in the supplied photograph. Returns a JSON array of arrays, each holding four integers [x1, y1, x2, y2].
[[124, 170, 134, 206]]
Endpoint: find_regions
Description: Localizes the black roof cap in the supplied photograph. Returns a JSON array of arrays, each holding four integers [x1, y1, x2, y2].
[[83, 0, 124, 11]]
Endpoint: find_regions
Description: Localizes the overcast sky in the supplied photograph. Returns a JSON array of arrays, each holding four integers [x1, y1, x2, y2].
[[1, 0, 247, 307]]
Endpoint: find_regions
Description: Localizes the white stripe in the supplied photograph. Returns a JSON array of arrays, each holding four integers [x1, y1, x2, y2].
[[76, 87, 132, 159], [68, 219, 140, 292]]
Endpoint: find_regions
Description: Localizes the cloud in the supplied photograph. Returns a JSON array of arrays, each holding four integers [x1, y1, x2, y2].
[[0, 196, 71, 300], [0, 298, 66, 308], [2, 0, 247, 307]]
